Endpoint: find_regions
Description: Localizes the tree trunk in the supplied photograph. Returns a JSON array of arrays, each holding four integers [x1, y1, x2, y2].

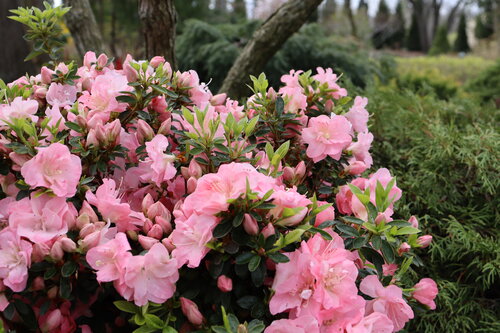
[[63, 0, 107, 58], [138, 0, 176, 68], [0, 0, 37, 82], [219, 0, 323, 99], [344, 0, 357, 38], [446, 0, 464, 33]]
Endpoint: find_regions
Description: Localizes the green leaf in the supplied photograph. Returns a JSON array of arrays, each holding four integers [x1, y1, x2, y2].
[[151, 84, 170, 95], [236, 296, 258, 309], [267, 252, 290, 263], [335, 224, 360, 237], [64, 121, 83, 133], [360, 247, 384, 277], [310, 227, 333, 240], [394, 226, 420, 235], [248, 255, 261, 272], [114, 300, 139, 314], [381, 240, 395, 263], [275, 97, 284, 114], [144, 314, 164, 329], [59, 277, 72, 299], [388, 220, 412, 228], [235, 252, 254, 265], [213, 221, 233, 238], [133, 326, 157, 333], [341, 216, 365, 225], [61, 261, 78, 277], [248, 319, 265, 333], [116, 95, 137, 104], [14, 300, 37, 329], [371, 235, 382, 250]]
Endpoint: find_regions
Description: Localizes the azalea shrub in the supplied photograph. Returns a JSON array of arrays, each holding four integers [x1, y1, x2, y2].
[[0, 50, 438, 333]]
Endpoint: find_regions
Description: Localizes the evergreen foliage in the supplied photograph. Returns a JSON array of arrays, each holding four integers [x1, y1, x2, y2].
[[429, 26, 450, 55], [465, 60, 500, 104], [368, 86, 500, 332], [474, 14, 494, 40], [406, 13, 421, 51], [454, 13, 470, 52]]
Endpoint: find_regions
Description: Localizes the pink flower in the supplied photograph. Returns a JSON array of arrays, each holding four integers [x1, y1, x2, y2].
[[313, 67, 347, 99], [0, 228, 32, 292], [86, 232, 131, 283], [359, 275, 414, 332], [269, 189, 311, 227], [348, 132, 374, 169], [302, 115, 352, 162], [345, 96, 369, 133], [170, 213, 218, 268], [38, 301, 76, 333], [279, 86, 307, 113], [417, 235, 432, 248], [243, 213, 259, 235], [180, 297, 205, 326], [280, 69, 303, 88], [46, 83, 77, 107], [9, 194, 75, 244], [314, 201, 335, 227], [0, 97, 38, 125], [138, 135, 177, 185], [412, 278, 438, 310], [265, 315, 319, 333], [85, 179, 145, 232], [217, 275, 233, 292], [347, 312, 394, 333], [122, 243, 178, 306], [21, 143, 82, 197]]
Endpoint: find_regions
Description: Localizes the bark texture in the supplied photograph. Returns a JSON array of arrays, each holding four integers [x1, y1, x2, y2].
[[0, 0, 36, 82], [138, 0, 176, 68], [63, 0, 107, 57], [219, 0, 323, 99]]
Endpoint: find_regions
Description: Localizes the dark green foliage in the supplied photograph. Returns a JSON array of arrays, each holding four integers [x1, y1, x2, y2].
[[176, 21, 396, 93], [429, 26, 450, 55], [474, 14, 494, 40], [174, 0, 211, 23], [368, 87, 500, 332], [232, 0, 247, 22], [465, 60, 500, 104], [453, 13, 470, 52], [406, 13, 421, 51]]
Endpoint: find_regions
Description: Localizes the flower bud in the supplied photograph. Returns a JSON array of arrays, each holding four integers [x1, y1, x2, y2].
[[408, 216, 419, 229], [60, 237, 77, 252], [32, 277, 45, 291], [156, 216, 172, 234], [83, 51, 97, 68], [123, 54, 138, 82], [398, 242, 411, 256], [43, 309, 62, 331], [79, 223, 97, 238], [416, 235, 432, 248], [50, 241, 64, 261], [142, 218, 153, 234], [41, 66, 54, 84], [150, 56, 165, 68], [282, 166, 294, 182], [147, 201, 169, 220], [35, 87, 47, 99], [158, 118, 171, 135], [210, 93, 227, 106], [97, 54, 108, 68], [138, 235, 159, 250], [56, 63, 69, 74], [187, 177, 197, 194], [162, 237, 175, 252], [180, 297, 204, 326], [32, 243, 51, 262], [188, 160, 203, 179], [243, 213, 259, 236], [217, 275, 233, 293], [47, 286, 58, 299], [142, 194, 155, 213], [136, 119, 154, 143], [147, 224, 164, 240], [261, 223, 275, 239]]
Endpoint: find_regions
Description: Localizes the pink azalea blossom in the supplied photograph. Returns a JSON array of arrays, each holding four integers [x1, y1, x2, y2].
[[412, 278, 438, 310], [269, 188, 311, 226], [138, 135, 177, 185], [46, 83, 77, 107], [265, 315, 319, 333], [170, 213, 218, 268], [9, 194, 75, 244], [280, 69, 303, 88], [0, 97, 38, 125], [21, 143, 82, 197], [359, 275, 414, 332], [347, 312, 394, 333], [86, 232, 131, 283], [123, 243, 178, 306], [0, 228, 32, 292], [313, 67, 347, 99], [348, 132, 374, 169], [217, 275, 233, 292], [180, 297, 205, 326], [345, 96, 369, 133], [279, 86, 307, 113], [302, 115, 352, 162]]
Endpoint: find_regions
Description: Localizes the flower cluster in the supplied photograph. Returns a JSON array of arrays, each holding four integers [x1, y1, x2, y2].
[[0, 52, 437, 332]]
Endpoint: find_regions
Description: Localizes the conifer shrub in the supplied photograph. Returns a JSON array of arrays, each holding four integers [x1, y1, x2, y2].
[[453, 13, 470, 53], [465, 60, 500, 105], [429, 26, 450, 56], [368, 87, 500, 332]]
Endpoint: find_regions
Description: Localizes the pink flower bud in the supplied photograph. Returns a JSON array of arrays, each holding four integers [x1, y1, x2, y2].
[[243, 213, 259, 236], [267, 87, 277, 99], [295, 161, 306, 179], [180, 297, 204, 326], [150, 56, 165, 68], [398, 242, 411, 256], [158, 118, 171, 135], [43, 309, 62, 331], [409, 216, 419, 229], [147, 224, 164, 240], [417, 235, 432, 248], [282, 166, 294, 182], [32, 243, 51, 262], [142, 218, 153, 234], [156, 216, 172, 234], [35, 87, 47, 99], [60, 237, 76, 252], [181, 167, 190, 179], [32, 277, 45, 291], [217, 275, 233, 292], [80, 201, 98, 222], [123, 54, 138, 82], [47, 286, 58, 299], [83, 51, 97, 68], [50, 241, 64, 261], [79, 223, 97, 238], [138, 235, 159, 250], [86, 130, 99, 148], [375, 212, 392, 225], [147, 201, 169, 220], [56, 63, 69, 74], [136, 119, 154, 143], [142, 194, 155, 213], [76, 215, 90, 230], [188, 160, 203, 179], [41, 66, 54, 84], [210, 93, 227, 106], [187, 177, 197, 194], [412, 278, 438, 310], [346, 160, 368, 175], [162, 237, 175, 252], [97, 54, 108, 68], [261, 223, 275, 239]]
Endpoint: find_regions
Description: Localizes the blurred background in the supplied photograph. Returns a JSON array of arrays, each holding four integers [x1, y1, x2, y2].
[[0, 1, 499, 332]]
